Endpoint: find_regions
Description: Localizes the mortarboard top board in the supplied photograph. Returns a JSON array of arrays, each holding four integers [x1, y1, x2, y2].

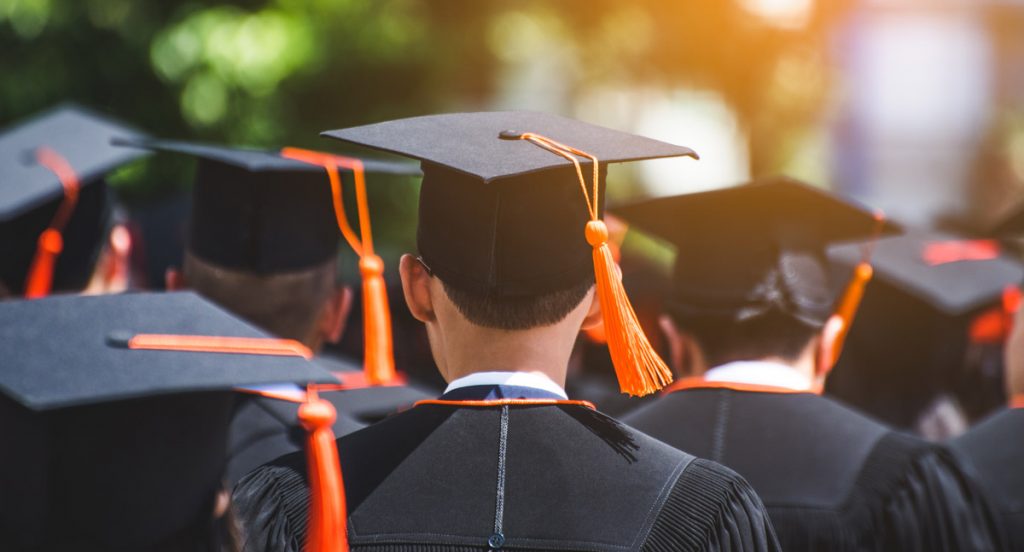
[[111, 136, 422, 176], [612, 176, 901, 325], [0, 103, 150, 295], [828, 229, 1024, 317], [321, 111, 698, 297], [114, 137, 420, 275], [0, 291, 337, 549], [0, 103, 148, 221], [0, 291, 335, 410]]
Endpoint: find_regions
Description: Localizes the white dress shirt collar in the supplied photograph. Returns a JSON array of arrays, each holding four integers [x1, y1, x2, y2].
[[703, 360, 812, 391], [444, 371, 568, 399]]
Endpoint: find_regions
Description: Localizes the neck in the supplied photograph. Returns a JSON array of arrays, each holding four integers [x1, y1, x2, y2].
[[430, 317, 579, 387]]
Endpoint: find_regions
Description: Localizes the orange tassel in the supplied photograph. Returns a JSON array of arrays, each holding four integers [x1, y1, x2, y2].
[[25, 147, 81, 298], [25, 229, 63, 298], [587, 220, 673, 395], [819, 212, 885, 370], [281, 147, 397, 385], [510, 132, 672, 396], [298, 388, 349, 552], [820, 261, 873, 370], [360, 254, 396, 384]]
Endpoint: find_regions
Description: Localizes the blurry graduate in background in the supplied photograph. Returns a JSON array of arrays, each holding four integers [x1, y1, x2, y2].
[[116, 138, 433, 484], [827, 230, 1024, 437], [619, 178, 1004, 551], [949, 204, 1024, 549], [0, 104, 147, 299], [0, 292, 335, 551]]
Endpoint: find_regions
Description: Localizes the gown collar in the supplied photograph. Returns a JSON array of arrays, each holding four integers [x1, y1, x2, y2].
[[442, 371, 568, 401], [703, 360, 813, 392]]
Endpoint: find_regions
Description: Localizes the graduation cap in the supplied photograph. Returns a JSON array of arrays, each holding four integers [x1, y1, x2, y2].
[[0, 291, 340, 549], [322, 111, 698, 396], [116, 138, 421, 387], [0, 103, 149, 297], [829, 230, 1024, 318], [114, 137, 420, 275], [613, 177, 899, 327]]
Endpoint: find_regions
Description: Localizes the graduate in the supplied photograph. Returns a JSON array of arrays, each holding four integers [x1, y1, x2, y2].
[[0, 291, 337, 551], [0, 104, 148, 299], [949, 207, 1024, 549], [827, 229, 1024, 435], [233, 111, 781, 551], [617, 177, 1004, 551], [116, 138, 434, 484]]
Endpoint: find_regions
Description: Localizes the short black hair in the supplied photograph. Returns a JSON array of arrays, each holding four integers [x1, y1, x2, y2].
[[442, 277, 594, 331], [673, 308, 820, 368]]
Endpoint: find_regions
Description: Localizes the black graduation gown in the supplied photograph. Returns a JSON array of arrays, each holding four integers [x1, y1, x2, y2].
[[950, 407, 1024, 549], [233, 385, 781, 552], [225, 354, 434, 485], [623, 388, 1004, 552]]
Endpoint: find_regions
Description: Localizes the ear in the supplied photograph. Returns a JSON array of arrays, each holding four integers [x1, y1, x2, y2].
[[322, 286, 354, 345], [815, 314, 844, 380], [399, 254, 435, 323], [579, 287, 603, 331], [659, 314, 685, 377], [165, 267, 185, 291]]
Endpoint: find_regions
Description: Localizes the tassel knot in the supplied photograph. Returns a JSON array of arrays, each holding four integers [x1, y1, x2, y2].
[[39, 229, 63, 254], [359, 254, 384, 277], [585, 220, 609, 247], [298, 398, 337, 430], [298, 391, 349, 552]]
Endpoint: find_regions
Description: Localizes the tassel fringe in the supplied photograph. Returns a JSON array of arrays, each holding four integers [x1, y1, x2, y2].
[[587, 221, 673, 396], [298, 392, 349, 552], [360, 254, 396, 385], [25, 229, 63, 298]]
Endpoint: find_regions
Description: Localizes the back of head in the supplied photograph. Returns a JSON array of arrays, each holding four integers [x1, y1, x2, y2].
[[419, 162, 604, 330], [676, 308, 822, 369], [184, 251, 336, 343], [614, 177, 898, 369]]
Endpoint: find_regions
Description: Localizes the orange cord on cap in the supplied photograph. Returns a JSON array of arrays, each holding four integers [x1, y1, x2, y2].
[[281, 147, 396, 386], [922, 239, 1000, 266], [818, 211, 886, 375], [25, 147, 81, 298], [663, 376, 814, 396], [971, 285, 1024, 345], [125, 334, 313, 359], [511, 133, 672, 397]]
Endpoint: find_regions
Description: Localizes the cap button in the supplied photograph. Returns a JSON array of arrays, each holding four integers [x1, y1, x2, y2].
[[498, 130, 522, 140]]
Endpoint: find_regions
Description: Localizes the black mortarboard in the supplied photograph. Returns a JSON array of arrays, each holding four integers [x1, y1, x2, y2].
[[115, 137, 421, 274], [0, 104, 149, 295], [322, 111, 697, 297], [828, 230, 1024, 317], [614, 177, 900, 326], [0, 291, 336, 549]]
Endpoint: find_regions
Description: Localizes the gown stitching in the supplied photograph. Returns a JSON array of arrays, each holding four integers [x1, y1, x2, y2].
[[490, 405, 510, 548], [711, 393, 730, 463]]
